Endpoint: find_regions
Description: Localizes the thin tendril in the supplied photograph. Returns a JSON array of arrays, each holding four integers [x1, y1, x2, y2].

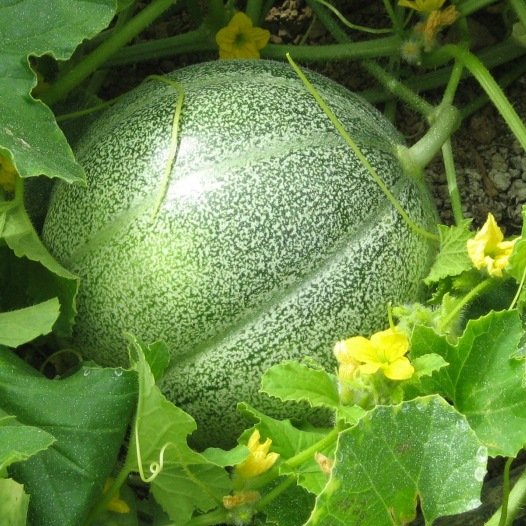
[[144, 75, 185, 222]]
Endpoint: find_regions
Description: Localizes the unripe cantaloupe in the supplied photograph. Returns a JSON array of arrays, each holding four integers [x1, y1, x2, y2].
[[43, 60, 437, 447]]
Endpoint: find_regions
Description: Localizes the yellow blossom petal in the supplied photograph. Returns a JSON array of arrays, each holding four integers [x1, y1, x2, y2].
[[398, 0, 446, 12], [370, 328, 409, 362], [344, 336, 379, 364], [383, 357, 415, 380], [235, 430, 279, 479], [216, 11, 270, 60], [337, 327, 413, 381], [467, 213, 517, 277], [103, 478, 130, 514]]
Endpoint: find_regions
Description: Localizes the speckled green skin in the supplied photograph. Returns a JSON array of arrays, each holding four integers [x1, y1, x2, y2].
[[43, 60, 438, 448]]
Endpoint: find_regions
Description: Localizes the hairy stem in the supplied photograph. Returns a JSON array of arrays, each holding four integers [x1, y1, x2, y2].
[[41, 0, 176, 106]]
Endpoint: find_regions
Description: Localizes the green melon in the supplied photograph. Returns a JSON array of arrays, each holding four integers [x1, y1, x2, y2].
[[43, 60, 438, 447]]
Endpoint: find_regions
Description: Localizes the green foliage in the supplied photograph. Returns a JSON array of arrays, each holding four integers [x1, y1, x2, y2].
[[0, 298, 59, 347], [0, 348, 137, 526], [261, 361, 340, 409], [126, 336, 233, 525], [306, 396, 487, 526], [424, 220, 473, 285], [0, 197, 78, 336], [411, 310, 526, 457], [0, 0, 116, 182]]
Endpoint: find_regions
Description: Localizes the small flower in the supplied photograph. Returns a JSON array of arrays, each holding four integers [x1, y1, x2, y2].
[[335, 328, 414, 381], [416, 5, 459, 49], [398, 0, 446, 13], [103, 478, 130, 514], [0, 155, 17, 193], [216, 12, 270, 59], [400, 39, 422, 64], [223, 490, 260, 510], [467, 213, 517, 277], [234, 429, 279, 479], [315, 452, 333, 475]]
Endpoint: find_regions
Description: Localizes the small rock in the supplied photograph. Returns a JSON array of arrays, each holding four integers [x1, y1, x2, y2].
[[489, 170, 512, 191], [509, 179, 526, 202]]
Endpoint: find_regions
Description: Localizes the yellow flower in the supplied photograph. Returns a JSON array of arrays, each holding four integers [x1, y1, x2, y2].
[[216, 12, 270, 59], [398, 0, 446, 13], [0, 154, 17, 193], [235, 430, 279, 479], [335, 328, 414, 381], [416, 5, 459, 48], [467, 213, 517, 278], [103, 478, 130, 514]]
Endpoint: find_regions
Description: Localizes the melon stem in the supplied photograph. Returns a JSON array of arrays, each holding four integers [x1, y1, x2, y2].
[[398, 104, 461, 173]]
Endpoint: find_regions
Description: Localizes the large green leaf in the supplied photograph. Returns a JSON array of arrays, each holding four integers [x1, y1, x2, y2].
[[261, 361, 340, 409], [0, 478, 30, 526], [0, 199, 78, 335], [0, 348, 137, 526], [424, 220, 473, 285], [411, 310, 526, 457], [0, 0, 117, 182], [0, 409, 55, 476], [306, 396, 487, 526], [127, 337, 232, 525], [0, 298, 59, 347]]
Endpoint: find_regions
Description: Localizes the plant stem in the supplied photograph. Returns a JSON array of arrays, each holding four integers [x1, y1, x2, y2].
[[438, 278, 493, 332], [307, 0, 432, 117], [40, 0, 176, 106], [460, 57, 526, 120], [256, 475, 297, 510], [262, 35, 402, 61], [360, 39, 526, 104], [457, 0, 500, 16], [245, 0, 263, 23], [486, 463, 526, 526], [84, 459, 133, 525], [433, 44, 526, 152], [400, 104, 461, 171], [364, 60, 434, 118], [498, 457, 514, 526], [509, 0, 526, 28], [185, 507, 229, 526], [106, 26, 212, 66], [441, 139, 465, 225]]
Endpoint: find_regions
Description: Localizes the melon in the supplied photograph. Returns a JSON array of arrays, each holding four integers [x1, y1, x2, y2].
[[43, 60, 438, 447]]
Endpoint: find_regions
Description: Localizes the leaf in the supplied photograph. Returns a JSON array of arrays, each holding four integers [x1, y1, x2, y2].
[[0, 298, 60, 347], [261, 361, 340, 409], [306, 396, 487, 526], [201, 444, 249, 467], [0, 478, 30, 526], [411, 353, 449, 379], [238, 403, 333, 495], [0, 348, 137, 526], [142, 340, 171, 383], [0, 409, 55, 475], [411, 310, 526, 457], [263, 479, 316, 526], [424, 220, 473, 285], [0, 199, 78, 335], [127, 336, 231, 525], [0, 0, 117, 182]]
